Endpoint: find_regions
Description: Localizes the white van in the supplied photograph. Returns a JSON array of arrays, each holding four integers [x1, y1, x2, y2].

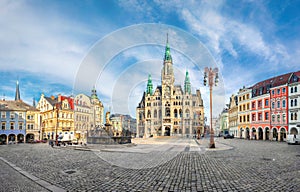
[[286, 134, 300, 144]]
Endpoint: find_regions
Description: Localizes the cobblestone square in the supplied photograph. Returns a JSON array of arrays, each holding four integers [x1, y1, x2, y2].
[[0, 137, 299, 192]]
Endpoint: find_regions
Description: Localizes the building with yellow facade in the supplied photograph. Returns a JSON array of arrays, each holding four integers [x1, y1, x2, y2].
[[36, 94, 75, 142], [237, 87, 252, 139]]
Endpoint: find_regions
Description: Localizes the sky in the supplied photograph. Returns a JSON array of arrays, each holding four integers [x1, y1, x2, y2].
[[0, 0, 299, 119]]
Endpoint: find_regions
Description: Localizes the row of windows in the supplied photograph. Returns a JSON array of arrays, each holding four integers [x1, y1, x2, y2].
[[271, 87, 286, 95], [146, 108, 202, 119], [241, 113, 297, 122], [146, 101, 197, 107], [252, 112, 270, 121], [75, 115, 89, 122], [239, 94, 250, 102], [291, 113, 298, 120], [290, 86, 298, 93], [1, 122, 23, 130], [0, 112, 24, 119], [43, 113, 73, 119], [252, 99, 269, 109], [239, 103, 250, 111], [239, 115, 250, 123], [271, 100, 286, 109]]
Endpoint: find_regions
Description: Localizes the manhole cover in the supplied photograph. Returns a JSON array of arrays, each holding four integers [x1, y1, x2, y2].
[[65, 170, 76, 174], [261, 158, 272, 161], [296, 155, 300, 157]]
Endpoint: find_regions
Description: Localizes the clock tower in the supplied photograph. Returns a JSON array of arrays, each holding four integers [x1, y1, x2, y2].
[[161, 35, 174, 99]]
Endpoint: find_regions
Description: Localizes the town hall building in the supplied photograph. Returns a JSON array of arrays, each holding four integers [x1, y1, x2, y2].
[[136, 38, 205, 138]]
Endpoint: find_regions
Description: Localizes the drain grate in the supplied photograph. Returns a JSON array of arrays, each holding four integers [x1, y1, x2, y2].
[[296, 155, 300, 157], [184, 146, 190, 152], [65, 170, 76, 174], [261, 158, 272, 161]]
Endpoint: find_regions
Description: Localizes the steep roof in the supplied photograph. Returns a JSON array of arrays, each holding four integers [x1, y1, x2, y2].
[[0, 100, 37, 111], [252, 72, 293, 97]]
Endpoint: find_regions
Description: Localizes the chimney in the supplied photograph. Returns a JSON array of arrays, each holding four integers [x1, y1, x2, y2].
[[51, 95, 55, 100], [58, 94, 62, 102]]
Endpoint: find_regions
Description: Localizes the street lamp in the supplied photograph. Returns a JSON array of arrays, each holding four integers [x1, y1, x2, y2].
[[53, 103, 59, 146], [204, 67, 219, 148]]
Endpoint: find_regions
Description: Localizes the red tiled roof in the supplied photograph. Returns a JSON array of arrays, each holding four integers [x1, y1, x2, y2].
[[252, 72, 293, 97]]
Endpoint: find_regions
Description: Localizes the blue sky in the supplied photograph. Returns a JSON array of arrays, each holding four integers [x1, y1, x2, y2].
[[0, 0, 299, 117]]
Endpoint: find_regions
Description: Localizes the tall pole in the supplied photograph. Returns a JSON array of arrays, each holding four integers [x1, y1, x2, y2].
[[210, 85, 214, 148], [204, 67, 218, 148], [55, 105, 58, 146]]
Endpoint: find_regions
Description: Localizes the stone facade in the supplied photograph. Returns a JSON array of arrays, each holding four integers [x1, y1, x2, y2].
[[136, 39, 204, 138]]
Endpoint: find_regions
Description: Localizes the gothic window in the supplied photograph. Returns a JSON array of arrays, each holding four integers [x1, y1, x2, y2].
[[282, 114, 286, 122], [277, 114, 280, 122], [185, 109, 190, 118], [19, 123, 23, 130], [295, 113, 298, 120], [291, 113, 294, 120], [2, 122, 5, 130], [139, 112, 143, 120], [291, 100, 294, 107], [179, 109, 182, 118], [272, 115, 275, 122], [154, 109, 157, 118], [159, 110, 162, 119], [165, 108, 170, 117], [295, 87, 298, 92], [291, 87, 294, 93], [277, 101, 280, 108], [282, 87, 286, 93], [295, 99, 298, 106], [174, 109, 178, 118], [282, 100, 286, 108]]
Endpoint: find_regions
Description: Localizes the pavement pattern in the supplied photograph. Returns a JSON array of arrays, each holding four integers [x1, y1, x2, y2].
[[0, 137, 299, 192]]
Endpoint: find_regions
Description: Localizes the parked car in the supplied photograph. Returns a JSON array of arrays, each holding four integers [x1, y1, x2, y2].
[[224, 134, 234, 139], [287, 134, 300, 144]]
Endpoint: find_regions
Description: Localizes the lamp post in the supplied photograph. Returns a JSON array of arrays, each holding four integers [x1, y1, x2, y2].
[[53, 104, 59, 146], [204, 67, 219, 148]]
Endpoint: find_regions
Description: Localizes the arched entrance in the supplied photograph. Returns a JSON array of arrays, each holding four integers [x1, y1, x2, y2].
[[265, 127, 270, 140], [245, 128, 250, 139], [26, 133, 35, 142], [272, 128, 278, 141], [280, 128, 286, 141], [8, 134, 16, 144], [17, 134, 24, 143], [251, 128, 256, 140], [258, 127, 263, 140], [164, 127, 171, 136], [0, 134, 7, 145], [240, 128, 244, 139], [290, 127, 298, 135]]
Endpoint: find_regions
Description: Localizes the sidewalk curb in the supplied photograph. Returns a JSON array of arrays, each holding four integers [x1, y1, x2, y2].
[[0, 157, 66, 192]]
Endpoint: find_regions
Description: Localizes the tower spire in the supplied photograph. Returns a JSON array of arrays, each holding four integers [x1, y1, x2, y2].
[[164, 33, 172, 62], [15, 80, 20, 101], [146, 74, 153, 95], [184, 70, 191, 94]]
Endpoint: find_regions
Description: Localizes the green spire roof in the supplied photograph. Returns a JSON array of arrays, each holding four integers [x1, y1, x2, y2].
[[91, 86, 98, 99], [184, 70, 191, 94], [164, 34, 172, 62], [146, 74, 153, 95]]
